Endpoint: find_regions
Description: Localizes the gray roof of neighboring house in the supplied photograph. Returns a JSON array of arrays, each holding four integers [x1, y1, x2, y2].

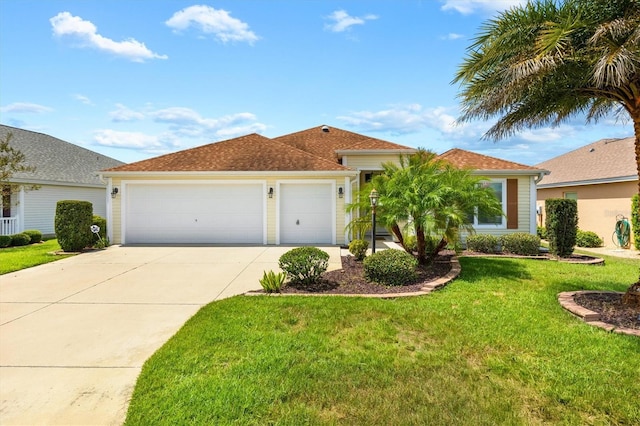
[[535, 136, 638, 187], [0, 124, 125, 187]]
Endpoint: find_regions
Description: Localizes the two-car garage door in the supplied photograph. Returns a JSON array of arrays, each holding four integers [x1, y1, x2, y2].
[[123, 181, 335, 244], [124, 183, 265, 244]]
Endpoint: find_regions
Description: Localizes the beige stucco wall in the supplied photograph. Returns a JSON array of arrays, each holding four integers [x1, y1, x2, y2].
[[107, 174, 351, 245], [342, 154, 402, 170], [537, 180, 637, 247]]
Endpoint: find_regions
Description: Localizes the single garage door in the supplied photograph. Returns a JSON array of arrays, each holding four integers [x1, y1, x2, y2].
[[279, 183, 333, 244], [124, 183, 264, 244]]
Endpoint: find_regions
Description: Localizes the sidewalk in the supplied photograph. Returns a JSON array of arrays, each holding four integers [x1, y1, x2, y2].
[[574, 246, 639, 259]]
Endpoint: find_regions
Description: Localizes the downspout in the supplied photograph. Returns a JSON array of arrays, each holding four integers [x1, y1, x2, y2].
[[531, 170, 550, 234], [99, 173, 114, 245]]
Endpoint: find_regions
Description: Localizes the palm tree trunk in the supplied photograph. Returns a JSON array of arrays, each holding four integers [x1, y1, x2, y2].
[[634, 113, 640, 195], [390, 223, 407, 251]]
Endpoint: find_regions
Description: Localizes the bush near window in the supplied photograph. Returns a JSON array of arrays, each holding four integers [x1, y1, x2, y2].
[[278, 247, 330, 285], [348, 239, 369, 261], [545, 198, 577, 257], [363, 249, 418, 286], [0, 235, 11, 248], [576, 229, 603, 248], [537, 226, 547, 240], [499, 233, 540, 256], [55, 200, 93, 252], [632, 194, 639, 250], [23, 229, 42, 244], [10, 233, 31, 246], [466, 234, 498, 253]]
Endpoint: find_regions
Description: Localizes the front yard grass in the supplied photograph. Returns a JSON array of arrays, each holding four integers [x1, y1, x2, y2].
[[126, 255, 640, 425], [0, 239, 74, 275]]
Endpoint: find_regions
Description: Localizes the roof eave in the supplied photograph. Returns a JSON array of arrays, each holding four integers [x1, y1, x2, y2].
[[100, 170, 360, 178], [537, 175, 639, 188], [470, 169, 548, 176], [335, 149, 417, 155]]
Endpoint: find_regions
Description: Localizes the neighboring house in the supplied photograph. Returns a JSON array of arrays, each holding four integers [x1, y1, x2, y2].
[[0, 125, 125, 236], [101, 125, 546, 246], [536, 137, 638, 247]]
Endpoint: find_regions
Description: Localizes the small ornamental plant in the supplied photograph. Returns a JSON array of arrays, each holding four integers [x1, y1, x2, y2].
[[259, 270, 287, 293], [348, 239, 369, 261], [279, 247, 330, 285], [363, 249, 417, 286]]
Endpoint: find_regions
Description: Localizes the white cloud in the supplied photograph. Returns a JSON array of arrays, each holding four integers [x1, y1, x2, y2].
[[338, 104, 486, 139], [0, 102, 53, 113], [151, 107, 266, 138], [439, 0, 526, 15], [50, 12, 168, 62], [440, 33, 464, 40], [93, 129, 166, 151], [166, 5, 259, 44], [73, 94, 93, 105], [109, 104, 145, 122], [325, 10, 378, 33]]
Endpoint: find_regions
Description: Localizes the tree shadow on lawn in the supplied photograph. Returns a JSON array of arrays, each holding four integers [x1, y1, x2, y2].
[[458, 257, 533, 283]]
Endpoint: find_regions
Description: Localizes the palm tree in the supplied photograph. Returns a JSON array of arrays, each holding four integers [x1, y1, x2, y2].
[[453, 0, 640, 193], [347, 150, 503, 264]]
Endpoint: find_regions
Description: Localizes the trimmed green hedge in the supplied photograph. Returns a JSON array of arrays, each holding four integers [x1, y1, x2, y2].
[[348, 239, 369, 261], [0, 235, 11, 248], [279, 247, 329, 285], [466, 234, 498, 253], [10, 233, 31, 246], [632, 194, 639, 250], [23, 229, 42, 244], [500, 233, 540, 256], [545, 198, 577, 257], [576, 229, 603, 248], [55, 200, 93, 252], [363, 249, 417, 286]]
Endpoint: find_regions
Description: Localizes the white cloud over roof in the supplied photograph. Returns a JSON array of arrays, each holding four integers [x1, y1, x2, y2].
[[165, 5, 259, 44], [0, 103, 53, 114], [439, 0, 526, 15], [325, 10, 378, 33], [50, 12, 168, 62]]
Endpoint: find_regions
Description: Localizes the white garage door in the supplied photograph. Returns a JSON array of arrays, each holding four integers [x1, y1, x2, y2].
[[279, 183, 333, 244], [124, 183, 264, 244]]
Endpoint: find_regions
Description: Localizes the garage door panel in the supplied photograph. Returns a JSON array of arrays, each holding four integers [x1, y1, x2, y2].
[[125, 184, 263, 244], [280, 183, 333, 244]]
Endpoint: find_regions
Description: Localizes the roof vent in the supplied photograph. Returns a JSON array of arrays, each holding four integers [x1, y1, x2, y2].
[[321, 125, 329, 132], [589, 148, 595, 152]]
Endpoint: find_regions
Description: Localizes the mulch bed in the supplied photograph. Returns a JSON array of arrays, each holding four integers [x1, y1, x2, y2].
[[573, 292, 640, 330], [279, 253, 453, 295]]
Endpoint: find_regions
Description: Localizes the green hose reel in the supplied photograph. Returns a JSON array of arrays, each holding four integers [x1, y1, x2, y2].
[[613, 215, 631, 249]]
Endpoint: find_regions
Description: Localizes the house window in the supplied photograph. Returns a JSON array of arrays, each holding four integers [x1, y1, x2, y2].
[[1, 186, 10, 218], [469, 179, 507, 228], [564, 192, 577, 200]]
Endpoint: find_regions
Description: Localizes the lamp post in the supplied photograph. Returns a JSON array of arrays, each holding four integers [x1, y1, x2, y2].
[[369, 189, 379, 253]]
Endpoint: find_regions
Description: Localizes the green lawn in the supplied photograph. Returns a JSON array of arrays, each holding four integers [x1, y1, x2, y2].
[[125, 255, 640, 425], [0, 239, 74, 274]]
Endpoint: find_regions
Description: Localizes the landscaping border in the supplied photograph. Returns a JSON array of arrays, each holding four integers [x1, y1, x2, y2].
[[245, 257, 461, 299], [558, 291, 640, 337]]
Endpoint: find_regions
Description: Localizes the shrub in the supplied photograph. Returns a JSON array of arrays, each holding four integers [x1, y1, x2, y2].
[[10, 233, 31, 246], [55, 200, 93, 252], [545, 198, 577, 257], [363, 249, 417, 286], [0, 235, 12, 248], [23, 229, 42, 244], [349, 239, 369, 261], [576, 229, 603, 248], [537, 226, 547, 240], [278, 247, 330, 285], [499, 233, 540, 256], [632, 194, 639, 250], [259, 270, 286, 293], [466, 234, 498, 253]]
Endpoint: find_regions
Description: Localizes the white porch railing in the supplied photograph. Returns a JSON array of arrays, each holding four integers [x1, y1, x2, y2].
[[0, 217, 19, 235]]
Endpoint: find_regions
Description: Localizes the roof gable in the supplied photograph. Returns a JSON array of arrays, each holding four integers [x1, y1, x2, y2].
[[274, 125, 414, 161], [535, 137, 637, 186], [0, 124, 124, 186], [103, 133, 351, 172], [438, 148, 540, 171]]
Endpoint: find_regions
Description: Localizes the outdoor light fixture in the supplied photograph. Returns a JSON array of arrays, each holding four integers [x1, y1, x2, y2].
[[268, 187, 274, 198], [111, 187, 119, 198], [369, 189, 379, 253], [338, 187, 344, 198]]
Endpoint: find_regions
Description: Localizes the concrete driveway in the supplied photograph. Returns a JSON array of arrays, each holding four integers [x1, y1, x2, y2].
[[0, 245, 341, 425]]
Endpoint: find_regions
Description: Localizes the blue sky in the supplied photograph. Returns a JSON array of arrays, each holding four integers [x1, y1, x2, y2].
[[0, 0, 633, 166]]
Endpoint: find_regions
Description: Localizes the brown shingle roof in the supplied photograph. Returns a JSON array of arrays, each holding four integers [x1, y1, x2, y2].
[[274, 125, 414, 161], [103, 133, 350, 172], [438, 148, 540, 171], [535, 137, 637, 186]]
